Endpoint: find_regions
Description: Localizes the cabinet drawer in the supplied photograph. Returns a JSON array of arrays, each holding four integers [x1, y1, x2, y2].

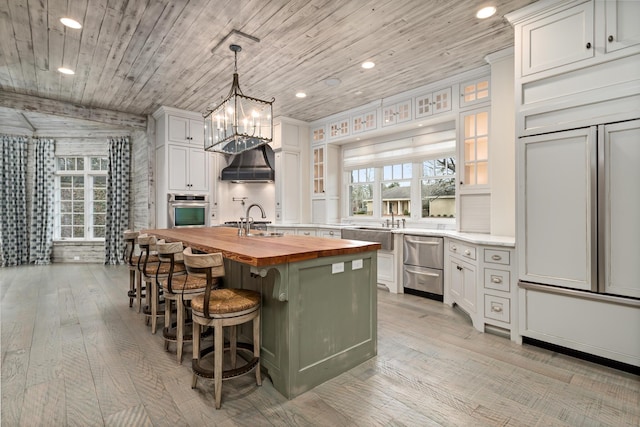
[[484, 294, 510, 323], [484, 268, 510, 292], [484, 249, 510, 265], [449, 241, 476, 261], [296, 229, 317, 236]]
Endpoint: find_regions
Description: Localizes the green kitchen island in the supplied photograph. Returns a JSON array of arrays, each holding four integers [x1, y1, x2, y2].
[[144, 227, 380, 399]]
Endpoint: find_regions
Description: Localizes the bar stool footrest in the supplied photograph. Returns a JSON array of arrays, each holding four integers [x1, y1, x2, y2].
[[192, 342, 259, 380]]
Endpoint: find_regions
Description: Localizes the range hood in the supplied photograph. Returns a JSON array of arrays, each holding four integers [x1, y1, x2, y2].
[[220, 144, 275, 183]]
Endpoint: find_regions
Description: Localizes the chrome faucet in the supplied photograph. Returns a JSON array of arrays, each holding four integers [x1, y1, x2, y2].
[[244, 203, 266, 235], [391, 210, 395, 228]]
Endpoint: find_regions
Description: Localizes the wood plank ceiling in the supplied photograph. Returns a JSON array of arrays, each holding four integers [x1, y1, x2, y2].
[[0, 0, 537, 131]]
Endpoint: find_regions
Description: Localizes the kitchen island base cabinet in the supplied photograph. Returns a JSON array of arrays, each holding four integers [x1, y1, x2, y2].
[[222, 251, 378, 399]]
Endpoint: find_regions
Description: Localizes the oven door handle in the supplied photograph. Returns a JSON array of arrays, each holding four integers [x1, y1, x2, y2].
[[405, 239, 440, 246], [404, 268, 440, 277], [169, 202, 209, 208]]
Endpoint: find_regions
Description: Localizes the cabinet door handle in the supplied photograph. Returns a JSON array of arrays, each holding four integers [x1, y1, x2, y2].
[[456, 265, 463, 271], [608, 35, 614, 42], [491, 254, 502, 261], [491, 276, 502, 284], [586, 42, 592, 49]]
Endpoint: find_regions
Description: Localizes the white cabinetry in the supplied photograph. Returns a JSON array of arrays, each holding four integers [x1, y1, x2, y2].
[[153, 106, 213, 228], [273, 117, 309, 224], [446, 240, 478, 324], [519, 1, 594, 76], [311, 143, 340, 224], [351, 110, 377, 134], [482, 247, 516, 339], [168, 145, 209, 192], [509, 0, 640, 366], [518, 128, 595, 291], [382, 99, 412, 127], [445, 237, 517, 340], [168, 114, 204, 146], [515, 0, 640, 78], [414, 87, 452, 118]]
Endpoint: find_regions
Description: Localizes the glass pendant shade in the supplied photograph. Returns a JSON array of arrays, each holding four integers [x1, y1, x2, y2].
[[204, 45, 274, 154]]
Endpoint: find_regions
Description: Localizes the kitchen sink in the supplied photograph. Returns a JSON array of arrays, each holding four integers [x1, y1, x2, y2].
[[246, 232, 285, 237], [341, 227, 394, 250]]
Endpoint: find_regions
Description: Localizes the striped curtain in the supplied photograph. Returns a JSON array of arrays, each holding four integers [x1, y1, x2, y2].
[[104, 136, 130, 265], [0, 135, 29, 267], [29, 138, 56, 265]]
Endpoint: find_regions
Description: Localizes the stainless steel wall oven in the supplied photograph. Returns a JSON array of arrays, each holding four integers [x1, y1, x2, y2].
[[167, 193, 210, 228]]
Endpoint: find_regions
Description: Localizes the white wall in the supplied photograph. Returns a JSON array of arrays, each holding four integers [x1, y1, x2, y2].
[[487, 49, 516, 238], [217, 182, 276, 224]]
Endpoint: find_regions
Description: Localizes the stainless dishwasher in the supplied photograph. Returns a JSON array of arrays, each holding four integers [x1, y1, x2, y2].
[[403, 235, 444, 300]]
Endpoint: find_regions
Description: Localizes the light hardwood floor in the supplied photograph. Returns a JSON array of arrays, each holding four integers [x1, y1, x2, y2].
[[1, 264, 638, 426]]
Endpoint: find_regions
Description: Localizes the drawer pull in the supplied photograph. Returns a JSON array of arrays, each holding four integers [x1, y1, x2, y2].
[[451, 245, 457, 251], [491, 276, 502, 284], [405, 268, 440, 278], [329, 231, 334, 236], [491, 254, 502, 261], [407, 239, 440, 246], [464, 249, 471, 256], [304, 232, 310, 235], [491, 305, 503, 313]]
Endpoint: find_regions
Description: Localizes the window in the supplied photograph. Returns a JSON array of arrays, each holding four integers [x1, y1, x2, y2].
[[55, 156, 108, 240], [349, 167, 374, 216], [346, 156, 456, 220], [381, 163, 412, 218], [421, 158, 456, 218]]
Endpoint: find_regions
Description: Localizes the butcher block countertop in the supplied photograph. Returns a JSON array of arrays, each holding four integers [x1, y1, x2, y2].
[[143, 227, 381, 267]]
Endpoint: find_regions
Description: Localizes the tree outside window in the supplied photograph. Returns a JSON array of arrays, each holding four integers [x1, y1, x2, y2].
[[421, 157, 456, 218], [349, 167, 374, 216]]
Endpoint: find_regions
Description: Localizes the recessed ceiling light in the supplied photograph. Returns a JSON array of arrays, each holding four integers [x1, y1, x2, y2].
[[58, 67, 75, 75], [60, 18, 82, 29], [295, 92, 307, 98], [476, 6, 496, 19], [361, 61, 375, 69]]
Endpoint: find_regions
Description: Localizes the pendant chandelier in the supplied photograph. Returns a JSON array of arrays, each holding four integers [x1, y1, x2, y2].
[[203, 44, 274, 154]]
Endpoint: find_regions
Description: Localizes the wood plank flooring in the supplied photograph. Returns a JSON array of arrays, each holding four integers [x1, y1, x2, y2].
[[2, 264, 639, 426]]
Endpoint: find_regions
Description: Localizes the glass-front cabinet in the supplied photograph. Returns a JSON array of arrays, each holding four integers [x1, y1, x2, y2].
[[461, 107, 489, 188], [313, 146, 325, 195]]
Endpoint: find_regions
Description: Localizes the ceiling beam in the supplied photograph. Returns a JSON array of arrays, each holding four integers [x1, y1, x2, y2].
[[0, 91, 147, 130]]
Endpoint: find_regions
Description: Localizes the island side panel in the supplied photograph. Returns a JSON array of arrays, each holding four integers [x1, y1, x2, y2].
[[288, 250, 378, 398], [212, 250, 378, 400]]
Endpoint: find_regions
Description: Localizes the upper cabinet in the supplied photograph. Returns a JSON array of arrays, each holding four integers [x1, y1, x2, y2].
[[351, 109, 378, 134], [520, 1, 595, 77], [382, 99, 412, 127], [459, 76, 490, 109], [603, 0, 640, 54], [415, 87, 452, 118], [168, 115, 205, 146], [511, 0, 640, 79], [507, 0, 640, 136], [311, 125, 326, 144]]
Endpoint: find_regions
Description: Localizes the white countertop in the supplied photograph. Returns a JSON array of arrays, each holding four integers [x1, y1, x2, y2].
[[268, 224, 515, 247]]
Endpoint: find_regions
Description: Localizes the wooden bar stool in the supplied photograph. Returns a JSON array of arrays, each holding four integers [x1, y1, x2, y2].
[[184, 247, 261, 410], [158, 244, 211, 364], [123, 230, 140, 308], [147, 240, 187, 334], [137, 235, 165, 330]]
